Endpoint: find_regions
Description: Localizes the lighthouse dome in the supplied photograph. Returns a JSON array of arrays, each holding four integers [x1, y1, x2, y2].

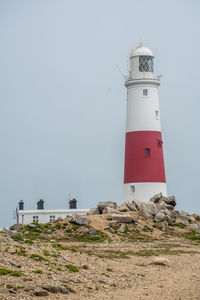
[[130, 45, 153, 58]]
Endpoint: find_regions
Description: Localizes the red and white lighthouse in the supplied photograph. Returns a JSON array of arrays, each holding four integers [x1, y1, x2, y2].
[[124, 44, 167, 202]]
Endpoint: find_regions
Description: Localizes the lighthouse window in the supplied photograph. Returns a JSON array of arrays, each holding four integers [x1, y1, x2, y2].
[[144, 148, 150, 156], [155, 110, 159, 119], [129, 185, 135, 194], [143, 89, 148, 96], [139, 56, 154, 72]]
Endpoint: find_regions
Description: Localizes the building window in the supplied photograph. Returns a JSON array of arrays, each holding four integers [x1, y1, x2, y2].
[[50, 215, 55, 222], [33, 216, 39, 223], [139, 56, 154, 72], [144, 148, 150, 156], [129, 185, 135, 194], [157, 140, 163, 147], [143, 89, 148, 96], [155, 110, 159, 119]]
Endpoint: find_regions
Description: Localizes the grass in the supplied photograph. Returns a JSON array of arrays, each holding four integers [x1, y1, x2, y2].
[[10, 285, 24, 291], [25, 239, 34, 244], [0, 268, 22, 277], [65, 264, 79, 272], [12, 234, 24, 242], [84, 247, 198, 259], [184, 232, 200, 241], [174, 222, 186, 228], [29, 254, 48, 261], [33, 269, 43, 274], [73, 232, 107, 243]]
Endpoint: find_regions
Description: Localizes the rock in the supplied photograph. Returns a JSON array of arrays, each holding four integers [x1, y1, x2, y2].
[[124, 201, 137, 211], [117, 205, 130, 212], [189, 223, 200, 233], [107, 227, 115, 233], [97, 201, 117, 214], [109, 220, 119, 227], [143, 225, 153, 232], [109, 214, 135, 223], [152, 257, 170, 266], [10, 224, 23, 231], [89, 228, 97, 235], [41, 285, 69, 294], [88, 208, 100, 215], [156, 201, 167, 210], [132, 200, 142, 210], [102, 207, 120, 214], [189, 216, 196, 223], [162, 196, 176, 207], [150, 193, 163, 204], [10, 231, 23, 238], [154, 212, 166, 222], [139, 202, 160, 219], [70, 215, 91, 226], [34, 290, 49, 296], [118, 223, 126, 233], [165, 204, 175, 210], [164, 215, 176, 224], [28, 224, 37, 228]]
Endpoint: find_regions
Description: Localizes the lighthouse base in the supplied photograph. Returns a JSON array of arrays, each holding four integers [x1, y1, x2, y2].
[[124, 182, 167, 202]]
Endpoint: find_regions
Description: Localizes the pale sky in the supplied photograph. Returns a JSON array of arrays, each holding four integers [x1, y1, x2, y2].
[[0, 0, 200, 227]]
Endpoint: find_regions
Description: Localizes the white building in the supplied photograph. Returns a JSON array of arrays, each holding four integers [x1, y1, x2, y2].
[[16, 199, 89, 225]]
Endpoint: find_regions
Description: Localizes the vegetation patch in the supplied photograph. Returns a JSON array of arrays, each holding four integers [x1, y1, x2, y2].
[[0, 268, 22, 277], [33, 269, 43, 274], [65, 264, 79, 272], [29, 254, 48, 261], [184, 232, 200, 241]]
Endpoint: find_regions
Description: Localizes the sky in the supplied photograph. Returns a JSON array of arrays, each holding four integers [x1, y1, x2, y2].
[[0, 0, 200, 227]]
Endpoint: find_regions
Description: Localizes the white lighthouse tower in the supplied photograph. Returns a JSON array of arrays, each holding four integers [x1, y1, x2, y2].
[[123, 44, 167, 202]]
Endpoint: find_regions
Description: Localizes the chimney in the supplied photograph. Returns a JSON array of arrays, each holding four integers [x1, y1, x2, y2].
[[69, 198, 77, 209], [37, 199, 44, 210], [19, 200, 24, 210]]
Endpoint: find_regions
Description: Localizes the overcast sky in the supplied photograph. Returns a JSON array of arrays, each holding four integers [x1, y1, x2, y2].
[[0, 0, 200, 227]]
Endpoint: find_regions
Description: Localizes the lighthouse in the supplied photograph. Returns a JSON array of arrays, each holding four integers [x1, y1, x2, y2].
[[124, 44, 167, 202]]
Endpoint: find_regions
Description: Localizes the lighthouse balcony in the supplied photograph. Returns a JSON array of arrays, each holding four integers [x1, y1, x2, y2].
[[125, 78, 160, 88]]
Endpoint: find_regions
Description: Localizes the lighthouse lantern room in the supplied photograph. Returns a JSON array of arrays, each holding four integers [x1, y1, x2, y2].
[[124, 44, 167, 202]]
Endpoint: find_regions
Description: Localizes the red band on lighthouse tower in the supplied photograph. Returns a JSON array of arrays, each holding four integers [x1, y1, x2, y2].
[[124, 131, 166, 183]]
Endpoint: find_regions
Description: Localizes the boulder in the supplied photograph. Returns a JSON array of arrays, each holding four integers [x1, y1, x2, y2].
[[139, 202, 160, 219], [123, 201, 137, 211], [10, 224, 23, 231], [189, 223, 200, 233], [162, 196, 176, 207], [150, 193, 163, 204], [88, 208, 100, 215], [152, 257, 170, 266], [132, 199, 142, 210], [117, 205, 130, 212], [102, 207, 120, 214], [41, 285, 69, 294], [154, 212, 166, 222], [34, 290, 49, 297], [70, 215, 91, 226], [118, 223, 126, 233], [108, 214, 136, 224], [165, 204, 175, 211], [97, 201, 117, 214]]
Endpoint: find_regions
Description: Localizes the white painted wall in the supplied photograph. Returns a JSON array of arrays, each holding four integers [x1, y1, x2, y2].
[[17, 209, 89, 225], [124, 182, 167, 202], [126, 83, 161, 132]]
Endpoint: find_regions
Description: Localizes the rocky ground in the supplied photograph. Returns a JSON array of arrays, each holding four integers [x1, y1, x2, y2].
[[1, 194, 200, 299]]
